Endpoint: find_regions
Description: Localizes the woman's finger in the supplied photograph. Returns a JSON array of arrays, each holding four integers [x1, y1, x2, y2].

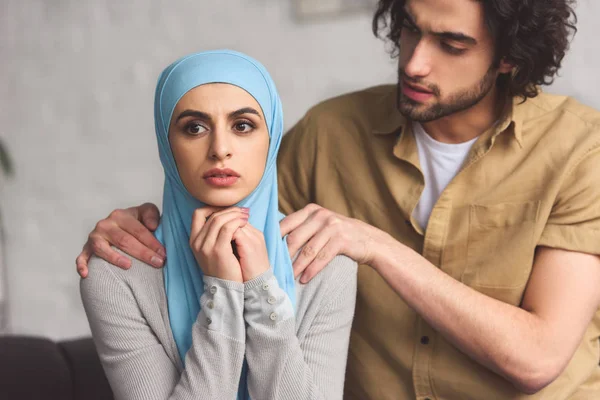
[[233, 223, 261, 258], [197, 210, 248, 251], [190, 206, 225, 238], [215, 218, 248, 250]]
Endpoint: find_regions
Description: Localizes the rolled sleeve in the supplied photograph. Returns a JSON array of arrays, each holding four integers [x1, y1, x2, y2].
[[538, 145, 600, 255]]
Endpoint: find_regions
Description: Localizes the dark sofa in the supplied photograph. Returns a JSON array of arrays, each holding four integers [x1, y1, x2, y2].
[[0, 336, 113, 400]]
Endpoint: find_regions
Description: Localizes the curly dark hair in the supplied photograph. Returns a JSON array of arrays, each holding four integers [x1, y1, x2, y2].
[[372, 0, 578, 100]]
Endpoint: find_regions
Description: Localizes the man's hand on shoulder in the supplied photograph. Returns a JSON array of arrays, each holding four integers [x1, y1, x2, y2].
[[280, 203, 387, 283], [76, 202, 166, 278]]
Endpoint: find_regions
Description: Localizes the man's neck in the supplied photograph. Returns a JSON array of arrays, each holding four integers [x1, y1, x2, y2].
[[421, 87, 507, 144]]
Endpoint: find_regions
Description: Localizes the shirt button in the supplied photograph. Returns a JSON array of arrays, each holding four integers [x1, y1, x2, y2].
[[267, 296, 276, 305], [207, 300, 214, 309], [207, 317, 212, 325], [269, 312, 277, 321], [262, 283, 270, 291], [420, 336, 430, 345], [210, 285, 217, 294]]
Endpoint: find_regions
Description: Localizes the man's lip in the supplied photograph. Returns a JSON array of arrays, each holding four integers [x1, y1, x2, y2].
[[203, 168, 241, 178], [403, 80, 433, 94]]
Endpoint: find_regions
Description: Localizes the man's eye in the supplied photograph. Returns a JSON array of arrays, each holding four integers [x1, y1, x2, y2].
[[186, 123, 207, 135], [441, 42, 466, 55], [401, 21, 420, 35]]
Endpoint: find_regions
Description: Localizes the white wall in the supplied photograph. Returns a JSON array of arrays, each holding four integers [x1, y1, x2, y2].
[[0, 0, 598, 340]]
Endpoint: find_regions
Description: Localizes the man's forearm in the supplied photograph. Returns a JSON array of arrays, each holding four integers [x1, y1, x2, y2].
[[370, 233, 563, 393]]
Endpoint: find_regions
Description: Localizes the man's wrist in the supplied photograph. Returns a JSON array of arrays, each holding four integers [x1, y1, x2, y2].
[[369, 230, 417, 273], [365, 227, 391, 271]]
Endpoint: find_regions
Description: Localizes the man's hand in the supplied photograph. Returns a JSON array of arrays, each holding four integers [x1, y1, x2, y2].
[[190, 207, 248, 282], [281, 203, 384, 283], [76, 203, 165, 278]]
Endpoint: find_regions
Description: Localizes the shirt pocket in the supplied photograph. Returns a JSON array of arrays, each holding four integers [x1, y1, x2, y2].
[[461, 201, 540, 292]]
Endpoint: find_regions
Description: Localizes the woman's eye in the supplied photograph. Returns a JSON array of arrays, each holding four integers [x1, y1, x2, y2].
[[234, 122, 254, 133], [185, 123, 207, 135]]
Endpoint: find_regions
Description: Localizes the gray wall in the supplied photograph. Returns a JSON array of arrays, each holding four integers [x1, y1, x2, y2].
[[0, 0, 598, 340]]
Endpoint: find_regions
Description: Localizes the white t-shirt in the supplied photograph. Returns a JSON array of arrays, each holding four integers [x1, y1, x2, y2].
[[412, 122, 478, 231]]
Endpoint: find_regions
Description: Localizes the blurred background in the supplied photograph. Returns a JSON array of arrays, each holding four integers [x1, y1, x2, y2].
[[0, 0, 598, 341]]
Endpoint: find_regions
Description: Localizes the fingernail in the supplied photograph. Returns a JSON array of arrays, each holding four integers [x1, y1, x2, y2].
[[157, 248, 167, 258], [241, 207, 250, 214], [151, 256, 164, 267]]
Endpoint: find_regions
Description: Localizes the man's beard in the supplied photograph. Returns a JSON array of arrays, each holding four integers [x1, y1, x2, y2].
[[397, 65, 497, 122]]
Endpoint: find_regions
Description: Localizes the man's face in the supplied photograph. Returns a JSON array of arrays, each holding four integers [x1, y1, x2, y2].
[[397, 0, 505, 122]]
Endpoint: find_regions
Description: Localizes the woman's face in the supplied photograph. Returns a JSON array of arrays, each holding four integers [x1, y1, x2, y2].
[[169, 83, 269, 206]]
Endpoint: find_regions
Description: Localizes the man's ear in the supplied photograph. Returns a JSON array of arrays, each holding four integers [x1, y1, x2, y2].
[[498, 58, 515, 75]]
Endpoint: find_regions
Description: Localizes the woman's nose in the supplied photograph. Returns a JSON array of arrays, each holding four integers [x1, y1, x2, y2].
[[209, 129, 232, 161]]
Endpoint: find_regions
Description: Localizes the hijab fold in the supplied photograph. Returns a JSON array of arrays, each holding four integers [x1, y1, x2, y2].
[[153, 50, 296, 400]]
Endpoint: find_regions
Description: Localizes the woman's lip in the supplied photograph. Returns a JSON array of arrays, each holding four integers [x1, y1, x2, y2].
[[204, 176, 239, 187], [203, 168, 240, 178], [402, 81, 434, 102]]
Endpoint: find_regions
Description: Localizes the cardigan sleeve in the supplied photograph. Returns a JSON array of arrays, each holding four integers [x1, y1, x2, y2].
[[80, 257, 246, 400], [243, 256, 357, 399]]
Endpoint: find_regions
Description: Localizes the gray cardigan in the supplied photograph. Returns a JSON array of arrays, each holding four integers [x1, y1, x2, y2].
[[80, 251, 357, 400]]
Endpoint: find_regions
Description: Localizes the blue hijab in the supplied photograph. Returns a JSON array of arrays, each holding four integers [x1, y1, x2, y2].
[[153, 50, 296, 398]]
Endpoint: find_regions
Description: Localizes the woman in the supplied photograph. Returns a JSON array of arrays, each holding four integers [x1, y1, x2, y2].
[[80, 49, 357, 400]]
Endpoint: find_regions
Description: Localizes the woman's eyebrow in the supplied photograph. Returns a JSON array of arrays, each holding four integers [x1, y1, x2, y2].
[[175, 110, 212, 123], [229, 107, 262, 120]]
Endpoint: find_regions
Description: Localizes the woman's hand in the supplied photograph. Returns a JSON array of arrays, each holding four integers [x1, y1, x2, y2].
[[233, 222, 270, 282], [190, 207, 249, 282]]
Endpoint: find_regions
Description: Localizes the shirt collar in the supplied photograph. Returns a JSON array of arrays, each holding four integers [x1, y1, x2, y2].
[[490, 95, 524, 148], [371, 86, 408, 136]]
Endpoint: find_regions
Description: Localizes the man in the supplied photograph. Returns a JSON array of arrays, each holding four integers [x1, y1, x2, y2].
[[77, 0, 600, 398]]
